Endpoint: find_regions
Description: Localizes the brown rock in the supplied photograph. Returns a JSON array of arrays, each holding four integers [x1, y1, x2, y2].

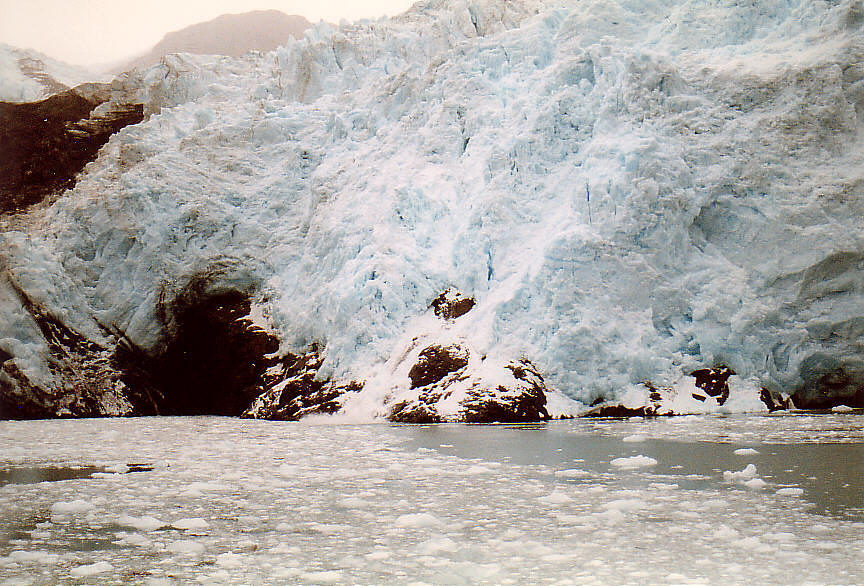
[[460, 360, 550, 423], [408, 344, 470, 389], [580, 404, 658, 418], [430, 289, 475, 320], [760, 388, 792, 412], [690, 367, 735, 405]]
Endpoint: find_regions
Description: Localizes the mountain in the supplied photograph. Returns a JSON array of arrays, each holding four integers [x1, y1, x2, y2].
[[121, 10, 311, 71], [0, 44, 101, 102], [1, 0, 863, 420]]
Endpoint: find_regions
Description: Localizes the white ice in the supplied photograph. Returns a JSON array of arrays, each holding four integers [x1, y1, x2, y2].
[[610, 454, 658, 469], [2, 0, 863, 415], [2, 417, 859, 583]]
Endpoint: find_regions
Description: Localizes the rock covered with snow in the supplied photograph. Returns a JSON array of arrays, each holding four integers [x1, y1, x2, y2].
[[2, 0, 864, 419], [0, 44, 101, 103]]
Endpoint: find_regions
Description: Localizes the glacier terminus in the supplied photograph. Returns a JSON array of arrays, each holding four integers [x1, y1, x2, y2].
[[1, 0, 864, 421]]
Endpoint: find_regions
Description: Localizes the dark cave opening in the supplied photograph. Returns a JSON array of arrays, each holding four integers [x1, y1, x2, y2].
[[119, 291, 280, 416], [160, 291, 279, 415]]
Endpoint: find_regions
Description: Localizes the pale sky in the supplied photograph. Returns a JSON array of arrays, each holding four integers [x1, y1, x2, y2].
[[0, 0, 417, 67]]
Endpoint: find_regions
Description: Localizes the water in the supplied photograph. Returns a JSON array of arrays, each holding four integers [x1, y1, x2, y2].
[[0, 415, 862, 584]]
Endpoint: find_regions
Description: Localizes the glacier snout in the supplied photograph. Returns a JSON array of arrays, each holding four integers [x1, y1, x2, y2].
[[2, 0, 864, 419]]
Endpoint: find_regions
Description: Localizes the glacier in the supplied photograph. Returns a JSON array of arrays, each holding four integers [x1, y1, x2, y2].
[[1, 0, 864, 419], [0, 44, 101, 103]]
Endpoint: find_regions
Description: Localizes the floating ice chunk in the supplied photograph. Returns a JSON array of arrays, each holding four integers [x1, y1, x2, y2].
[[712, 525, 740, 540], [448, 562, 500, 580], [538, 490, 572, 505], [394, 513, 442, 528], [610, 455, 658, 469], [603, 499, 648, 512], [168, 540, 205, 554], [734, 536, 773, 553], [723, 464, 757, 482], [215, 552, 246, 568], [117, 514, 167, 532], [733, 448, 760, 456], [306, 523, 352, 535], [179, 481, 231, 496], [743, 478, 767, 490], [775, 487, 805, 497], [300, 570, 344, 584], [237, 515, 263, 530], [277, 463, 299, 476], [337, 496, 369, 508], [173, 517, 210, 531], [555, 513, 592, 525], [8, 550, 59, 564], [201, 570, 232, 582], [554, 468, 590, 478], [418, 537, 459, 555], [273, 568, 302, 579], [113, 532, 152, 547], [365, 550, 391, 561], [595, 508, 626, 523], [70, 561, 113, 576], [622, 434, 647, 443], [832, 405, 855, 413], [763, 532, 797, 542], [51, 500, 93, 514]]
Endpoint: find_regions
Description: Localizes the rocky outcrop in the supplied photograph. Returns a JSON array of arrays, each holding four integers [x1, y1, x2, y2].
[[242, 347, 363, 420], [790, 354, 864, 409], [0, 276, 134, 419], [16, 56, 69, 97], [460, 360, 550, 423], [385, 289, 553, 423], [388, 318, 551, 425], [408, 344, 470, 389], [581, 368, 787, 417], [760, 388, 794, 412], [0, 85, 143, 214], [690, 367, 734, 405], [390, 356, 551, 423], [430, 289, 475, 320]]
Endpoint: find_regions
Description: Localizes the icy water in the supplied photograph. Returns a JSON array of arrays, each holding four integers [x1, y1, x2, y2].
[[0, 416, 862, 584]]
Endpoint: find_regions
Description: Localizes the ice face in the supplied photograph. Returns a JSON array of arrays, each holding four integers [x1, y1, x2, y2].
[[2, 0, 864, 416]]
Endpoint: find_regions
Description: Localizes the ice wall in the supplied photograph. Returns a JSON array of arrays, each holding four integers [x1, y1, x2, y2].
[[2, 0, 863, 414]]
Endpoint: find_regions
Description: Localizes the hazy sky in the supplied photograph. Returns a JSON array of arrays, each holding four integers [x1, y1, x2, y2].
[[0, 0, 417, 67]]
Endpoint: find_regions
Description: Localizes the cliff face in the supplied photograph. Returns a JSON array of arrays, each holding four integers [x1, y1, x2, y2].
[[0, 86, 143, 213], [121, 11, 311, 72], [2, 0, 864, 420]]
